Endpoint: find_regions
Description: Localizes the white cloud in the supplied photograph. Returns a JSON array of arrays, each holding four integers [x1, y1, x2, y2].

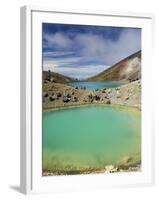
[[44, 33, 73, 49], [103, 29, 141, 64], [43, 59, 109, 79], [43, 28, 141, 78], [43, 51, 75, 58], [76, 33, 108, 57], [54, 64, 108, 79], [74, 29, 141, 65]]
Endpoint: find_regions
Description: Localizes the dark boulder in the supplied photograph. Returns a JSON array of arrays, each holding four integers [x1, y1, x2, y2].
[[88, 93, 94, 102], [95, 95, 100, 101], [63, 96, 70, 103], [106, 99, 111, 104], [49, 95, 56, 101], [66, 93, 71, 98], [73, 96, 78, 102], [43, 92, 48, 97], [57, 92, 62, 98], [125, 96, 129, 100], [43, 80, 48, 84]]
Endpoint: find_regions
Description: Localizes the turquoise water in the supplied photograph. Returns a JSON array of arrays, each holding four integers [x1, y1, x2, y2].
[[42, 106, 141, 174], [68, 81, 122, 90]]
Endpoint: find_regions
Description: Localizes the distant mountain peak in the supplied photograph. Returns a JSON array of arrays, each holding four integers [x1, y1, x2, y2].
[[86, 50, 141, 82]]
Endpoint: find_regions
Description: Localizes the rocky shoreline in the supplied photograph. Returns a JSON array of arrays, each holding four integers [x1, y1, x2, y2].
[[43, 159, 141, 176], [43, 80, 141, 111]]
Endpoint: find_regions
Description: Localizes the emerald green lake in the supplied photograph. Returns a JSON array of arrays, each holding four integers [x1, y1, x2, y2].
[[42, 106, 141, 174]]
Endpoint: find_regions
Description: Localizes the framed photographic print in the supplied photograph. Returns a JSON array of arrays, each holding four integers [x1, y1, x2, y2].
[[20, 6, 154, 194]]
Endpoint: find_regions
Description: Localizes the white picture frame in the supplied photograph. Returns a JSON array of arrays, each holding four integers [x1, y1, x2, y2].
[[20, 5, 154, 194]]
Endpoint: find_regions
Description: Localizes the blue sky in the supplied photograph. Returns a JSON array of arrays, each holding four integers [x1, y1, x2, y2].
[[43, 23, 141, 79]]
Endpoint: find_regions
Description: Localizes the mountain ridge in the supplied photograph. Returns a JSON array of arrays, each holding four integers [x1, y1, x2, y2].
[[43, 71, 77, 83], [86, 50, 141, 82]]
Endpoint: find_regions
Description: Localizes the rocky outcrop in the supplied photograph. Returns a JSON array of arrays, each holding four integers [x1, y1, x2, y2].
[[43, 80, 141, 110]]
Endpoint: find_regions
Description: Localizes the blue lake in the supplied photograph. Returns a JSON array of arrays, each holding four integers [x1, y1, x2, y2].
[[68, 81, 122, 90]]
